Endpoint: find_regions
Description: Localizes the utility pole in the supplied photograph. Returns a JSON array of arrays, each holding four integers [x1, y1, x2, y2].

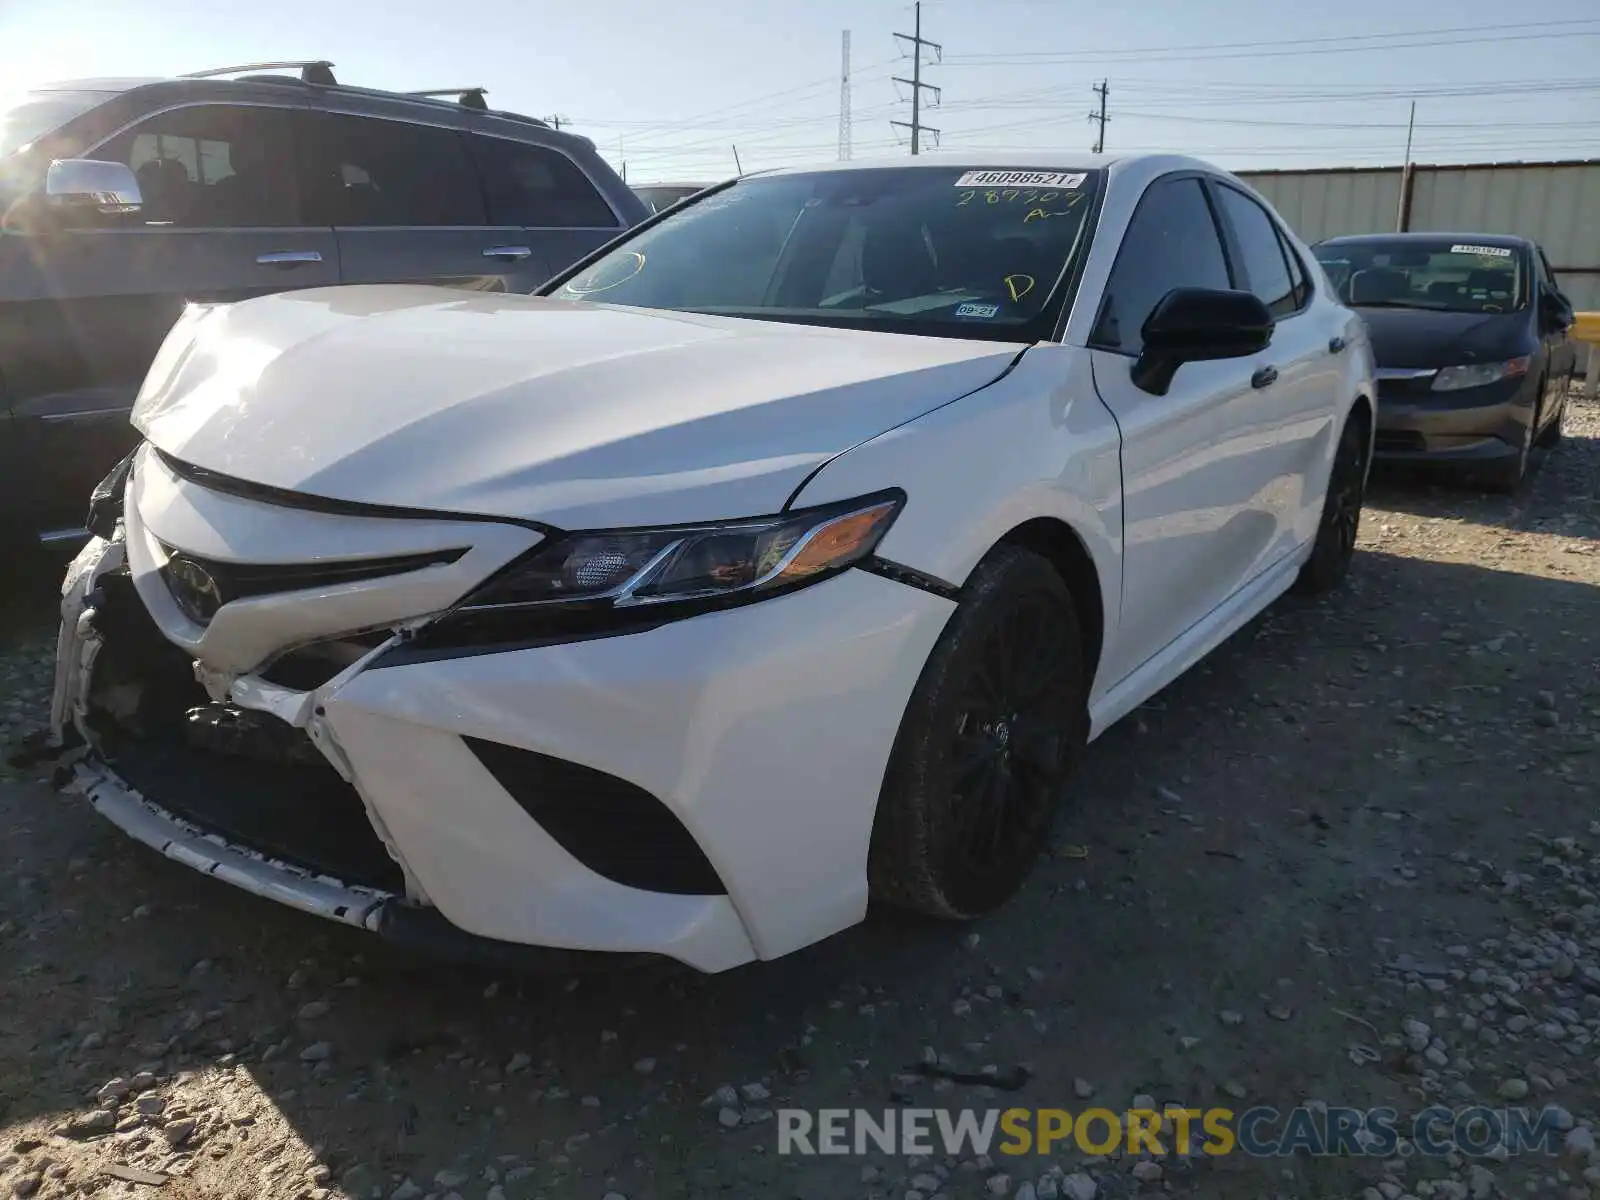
[[543, 114, 568, 131], [838, 30, 852, 161], [1088, 80, 1109, 154], [1396, 100, 1417, 232], [891, 1, 941, 154]]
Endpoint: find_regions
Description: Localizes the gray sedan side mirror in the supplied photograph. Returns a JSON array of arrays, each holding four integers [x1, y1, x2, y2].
[[45, 158, 143, 215]]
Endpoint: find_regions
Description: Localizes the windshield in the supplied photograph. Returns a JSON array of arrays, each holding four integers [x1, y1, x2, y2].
[[0, 90, 114, 159], [550, 166, 1101, 341], [1313, 238, 1528, 314]]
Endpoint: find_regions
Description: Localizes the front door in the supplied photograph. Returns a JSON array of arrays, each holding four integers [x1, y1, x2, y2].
[[1086, 174, 1292, 688], [0, 102, 337, 533], [296, 111, 549, 294]]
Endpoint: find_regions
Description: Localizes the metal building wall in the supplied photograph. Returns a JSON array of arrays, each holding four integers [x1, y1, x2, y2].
[[1238, 159, 1600, 367], [1407, 162, 1600, 313], [1239, 168, 1403, 244]]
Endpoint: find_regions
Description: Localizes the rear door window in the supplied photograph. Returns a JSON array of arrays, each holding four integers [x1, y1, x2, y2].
[[467, 136, 619, 228], [1213, 184, 1298, 318], [297, 113, 485, 228], [94, 104, 298, 227]]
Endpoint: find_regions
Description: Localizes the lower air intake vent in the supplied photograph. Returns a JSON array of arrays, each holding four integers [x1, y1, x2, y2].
[[463, 738, 726, 896]]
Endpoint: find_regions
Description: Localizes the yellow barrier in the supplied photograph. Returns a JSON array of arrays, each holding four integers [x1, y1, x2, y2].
[[1575, 311, 1600, 346]]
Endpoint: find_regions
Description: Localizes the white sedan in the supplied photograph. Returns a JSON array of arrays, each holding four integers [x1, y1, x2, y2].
[[45, 154, 1375, 972]]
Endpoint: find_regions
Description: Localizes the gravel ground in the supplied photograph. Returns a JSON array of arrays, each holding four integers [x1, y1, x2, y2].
[[1, 397, 1598, 1200]]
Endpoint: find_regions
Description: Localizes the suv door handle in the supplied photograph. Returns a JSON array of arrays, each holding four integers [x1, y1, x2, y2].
[[1250, 365, 1280, 389], [483, 245, 533, 261], [255, 250, 323, 267], [1328, 335, 1347, 354]]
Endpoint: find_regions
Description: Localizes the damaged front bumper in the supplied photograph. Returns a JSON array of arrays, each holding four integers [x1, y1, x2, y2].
[[44, 532, 652, 972]]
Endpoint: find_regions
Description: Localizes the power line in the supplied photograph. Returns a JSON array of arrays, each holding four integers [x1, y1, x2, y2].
[[891, 1, 941, 154], [940, 18, 1600, 65]]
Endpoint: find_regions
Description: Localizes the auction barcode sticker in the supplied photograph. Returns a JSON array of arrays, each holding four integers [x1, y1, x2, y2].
[[1450, 244, 1512, 257], [955, 170, 1087, 189]]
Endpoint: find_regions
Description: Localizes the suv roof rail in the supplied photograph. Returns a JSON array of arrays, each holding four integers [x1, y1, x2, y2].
[[408, 87, 489, 112], [183, 59, 337, 85]]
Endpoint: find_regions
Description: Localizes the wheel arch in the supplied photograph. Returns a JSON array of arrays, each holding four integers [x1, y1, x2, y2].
[[990, 516, 1105, 695]]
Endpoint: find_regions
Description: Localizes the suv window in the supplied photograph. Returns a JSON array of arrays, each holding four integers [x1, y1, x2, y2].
[[93, 104, 297, 227], [1214, 184, 1297, 317], [298, 112, 485, 228], [1094, 176, 1231, 354], [468, 136, 618, 228]]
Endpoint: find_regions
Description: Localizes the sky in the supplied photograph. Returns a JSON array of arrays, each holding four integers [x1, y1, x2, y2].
[[2, 0, 1597, 184]]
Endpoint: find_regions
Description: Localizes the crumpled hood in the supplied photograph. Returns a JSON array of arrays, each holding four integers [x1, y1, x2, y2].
[[133, 285, 1021, 528], [1356, 306, 1531, 369]]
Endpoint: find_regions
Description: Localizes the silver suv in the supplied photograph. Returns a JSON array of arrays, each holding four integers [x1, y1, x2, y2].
[[0, 61, 646, 548]]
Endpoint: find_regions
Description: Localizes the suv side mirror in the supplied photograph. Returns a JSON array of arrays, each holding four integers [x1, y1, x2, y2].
[[45, 158, 142, 217], [1132, 287, 1275, 395]]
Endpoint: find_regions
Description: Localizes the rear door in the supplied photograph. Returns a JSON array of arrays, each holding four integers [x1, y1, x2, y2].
[[465, 134, 627, 286], [1088, 174, 1289, 688], [296, 111, 530, 293], [0, 101, 337, 534], [1206, 179, 1343, 556]]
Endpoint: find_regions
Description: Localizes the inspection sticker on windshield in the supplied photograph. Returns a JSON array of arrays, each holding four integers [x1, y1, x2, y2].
[[955, 170, 1086, 189], [1451, 244, 1512, 257], [954, 302, 1000, 319]]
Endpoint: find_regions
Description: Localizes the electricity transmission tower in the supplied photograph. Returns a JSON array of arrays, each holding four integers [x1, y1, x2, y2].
[[838, 30, 852, 161], [891, 1, 940, 154]]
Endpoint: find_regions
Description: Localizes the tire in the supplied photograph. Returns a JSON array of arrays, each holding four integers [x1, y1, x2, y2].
[[1293, 410, 1369, 596], [869, 545, 1086, 919]]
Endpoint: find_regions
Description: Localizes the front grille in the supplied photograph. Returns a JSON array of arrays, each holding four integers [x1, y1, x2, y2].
[[158, 545, 466, 625], [464, 737, 726, 896], [1377, 375, 1436, 401]]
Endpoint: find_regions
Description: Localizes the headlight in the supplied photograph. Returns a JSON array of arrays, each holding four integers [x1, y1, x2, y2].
[[1432, 356, 1530, 392], [430, 491, 903, 641]]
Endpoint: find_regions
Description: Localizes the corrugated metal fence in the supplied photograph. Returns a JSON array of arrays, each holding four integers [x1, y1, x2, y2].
[[1238, 159, 1600, 375]]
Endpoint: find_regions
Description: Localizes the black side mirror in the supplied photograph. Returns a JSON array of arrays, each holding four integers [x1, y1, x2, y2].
[[1132, 287, 1275, 395], [1540, 289, 1573, 332]]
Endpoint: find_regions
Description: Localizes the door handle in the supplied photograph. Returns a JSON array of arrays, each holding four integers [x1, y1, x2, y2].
[[1250, 365, 1279, 389], [1328, 335, 1347, 354], [483, 245, 533, 260], [255, 250, 323, 267]]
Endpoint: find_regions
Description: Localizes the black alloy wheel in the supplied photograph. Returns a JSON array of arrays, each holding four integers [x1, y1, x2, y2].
[[1293, 410, 1369, 595], [870, 546, 1086, 919]]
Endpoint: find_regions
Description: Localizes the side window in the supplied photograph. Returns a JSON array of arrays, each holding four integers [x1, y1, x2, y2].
[[468, 137, 619, 228], [1213, 184, 1299, 317], [1280, 232, 1311, 308], [93, 104, 297, 227], [297, 113, 485, 228], [1094, 176, 1231, 354]]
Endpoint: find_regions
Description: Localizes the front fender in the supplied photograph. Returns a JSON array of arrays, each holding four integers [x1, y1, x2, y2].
[[791, 344, 1125, 703]]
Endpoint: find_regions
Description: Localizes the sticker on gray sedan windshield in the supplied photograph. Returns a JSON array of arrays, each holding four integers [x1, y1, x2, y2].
[[955, 170, 1087, 189], [954, 302, 1000, 318], [1450, 244, 1512, 257]]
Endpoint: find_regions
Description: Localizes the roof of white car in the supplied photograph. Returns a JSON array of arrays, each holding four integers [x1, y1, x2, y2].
[[758, 151, 1219, 179]]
